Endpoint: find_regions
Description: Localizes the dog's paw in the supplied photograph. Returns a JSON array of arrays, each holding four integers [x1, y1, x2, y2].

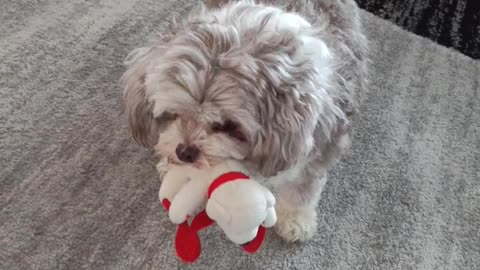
[[274, 203, 317, 242]]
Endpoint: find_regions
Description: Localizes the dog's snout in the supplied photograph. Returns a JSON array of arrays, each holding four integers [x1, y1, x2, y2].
[[175, 144, 200, 163]]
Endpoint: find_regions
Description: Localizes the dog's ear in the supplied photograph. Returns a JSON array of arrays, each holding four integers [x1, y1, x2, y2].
[[250, 92, 318, 177], [247, 32, 342, 177], [121, 47, 159, 148]]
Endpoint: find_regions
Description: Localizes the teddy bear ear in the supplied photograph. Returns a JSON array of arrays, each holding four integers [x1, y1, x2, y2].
[[206, 199, 232, 224]]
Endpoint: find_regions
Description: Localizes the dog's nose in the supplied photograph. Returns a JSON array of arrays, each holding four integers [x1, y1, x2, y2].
[[175, 144, 200, 163]]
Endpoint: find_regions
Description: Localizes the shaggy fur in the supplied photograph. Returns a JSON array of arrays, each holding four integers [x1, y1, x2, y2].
[[122, 0, 368, 242]]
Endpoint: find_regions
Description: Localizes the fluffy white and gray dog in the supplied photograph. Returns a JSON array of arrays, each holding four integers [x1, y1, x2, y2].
[[121, 0, 368, 242]]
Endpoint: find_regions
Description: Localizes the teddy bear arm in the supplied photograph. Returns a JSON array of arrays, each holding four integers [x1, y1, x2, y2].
[[262, 206, 277, 228], [158, 166, 191, 202], [169, 178, 210, 224]]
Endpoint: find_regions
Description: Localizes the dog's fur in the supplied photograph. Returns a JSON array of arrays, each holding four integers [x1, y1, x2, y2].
[[121, 0, 368, 242]]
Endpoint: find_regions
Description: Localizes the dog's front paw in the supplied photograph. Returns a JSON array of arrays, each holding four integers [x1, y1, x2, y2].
[[274, 202, 317, 242]]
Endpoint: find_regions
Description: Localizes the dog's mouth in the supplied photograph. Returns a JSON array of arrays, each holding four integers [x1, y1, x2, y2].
[[166, 156, 178, 165], [167, 155, 212, 169]]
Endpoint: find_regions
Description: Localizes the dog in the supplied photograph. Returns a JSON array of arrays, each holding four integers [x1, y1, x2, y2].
[[121, 0, 368, 242]]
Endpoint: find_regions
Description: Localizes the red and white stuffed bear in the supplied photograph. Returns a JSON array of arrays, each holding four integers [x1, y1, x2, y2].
[[158, 159, 277, 263]]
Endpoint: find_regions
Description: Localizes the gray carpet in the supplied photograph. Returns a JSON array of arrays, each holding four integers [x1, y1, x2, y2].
[[1, 0, 479, 269]]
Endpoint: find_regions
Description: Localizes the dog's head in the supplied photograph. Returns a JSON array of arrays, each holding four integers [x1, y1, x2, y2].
[[121, 2, 341, 176]]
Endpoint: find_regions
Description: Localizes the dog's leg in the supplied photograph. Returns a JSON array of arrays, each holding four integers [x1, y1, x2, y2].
[[273, 168, 327, 242], [273, 131, 351, 242]]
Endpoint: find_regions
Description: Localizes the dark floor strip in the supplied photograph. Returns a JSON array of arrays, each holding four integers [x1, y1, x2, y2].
[[355, 0, 480, 59]]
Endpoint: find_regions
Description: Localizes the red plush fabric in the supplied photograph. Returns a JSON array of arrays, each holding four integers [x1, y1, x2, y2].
[[190, 210, 214, 231], [242, 226, 266, 254], [207, 171, 249, 198], [161, 199, 171, 211], [164, 171, 267, 263], [175, 222, 201, 263], [163, 197, 215, 263]]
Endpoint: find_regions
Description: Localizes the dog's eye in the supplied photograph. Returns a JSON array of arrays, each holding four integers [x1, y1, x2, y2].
[[158, 112, 178, 122], [212, 119, 237, 132], [211, 122, 224, 132], [211, 120, 246, 142]]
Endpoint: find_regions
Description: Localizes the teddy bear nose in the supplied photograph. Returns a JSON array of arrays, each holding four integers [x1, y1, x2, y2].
[[175, 144, 200, 163]]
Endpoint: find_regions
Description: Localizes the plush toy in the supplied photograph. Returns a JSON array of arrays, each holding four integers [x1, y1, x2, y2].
[[158, 160, 277, 263]]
